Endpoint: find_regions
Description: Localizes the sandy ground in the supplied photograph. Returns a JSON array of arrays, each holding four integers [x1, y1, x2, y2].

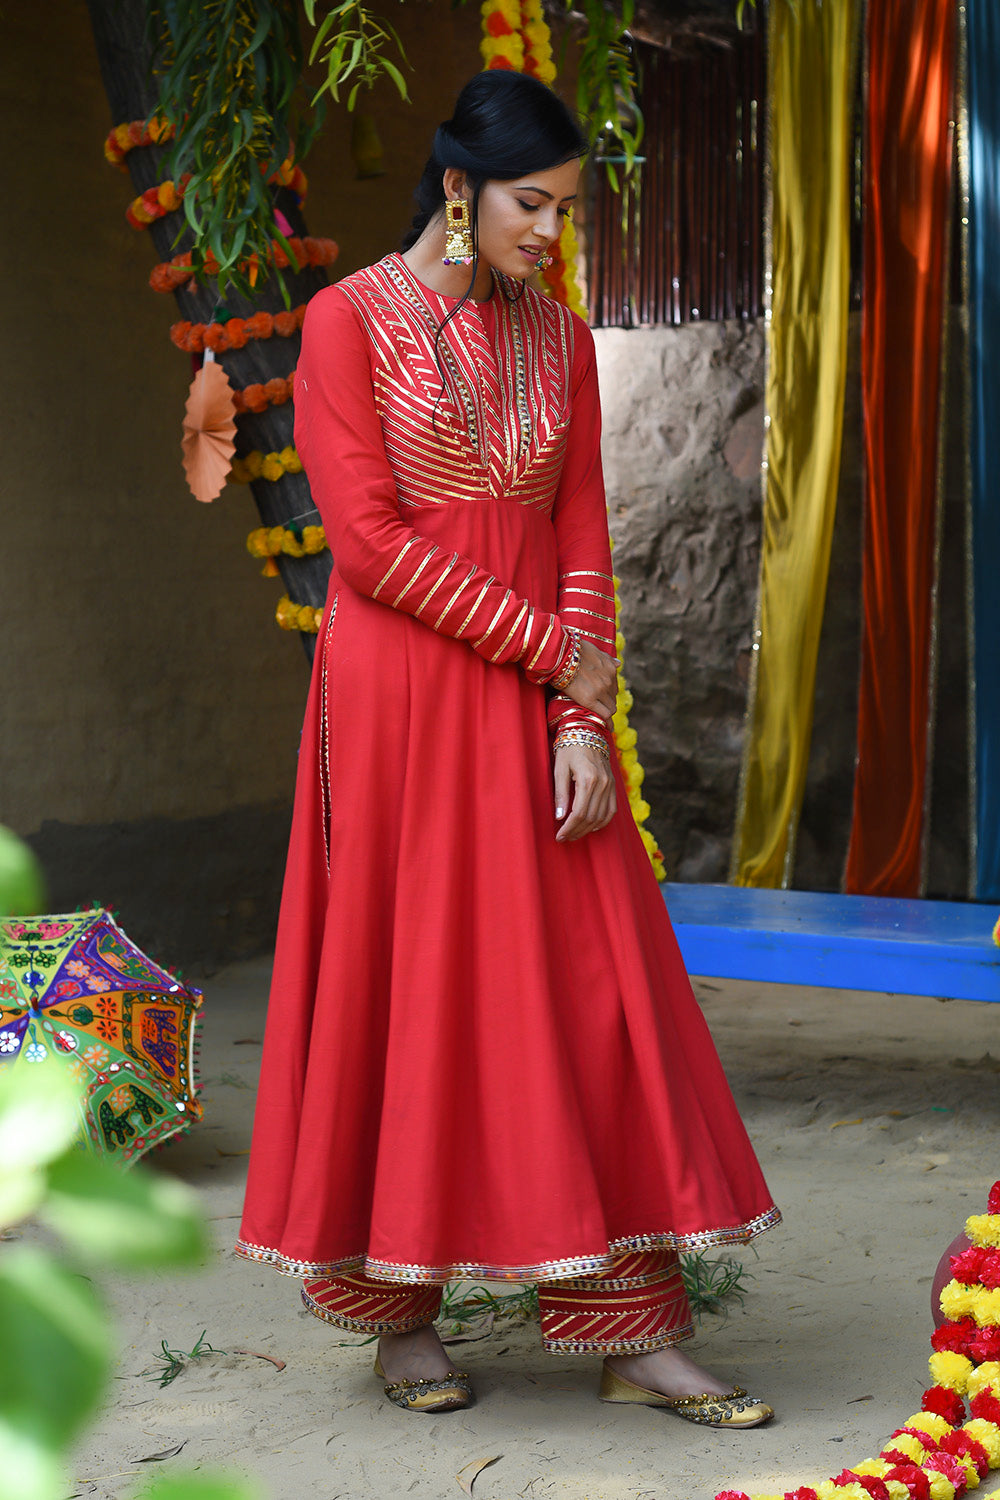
[[66, 958, 1000, 1500]]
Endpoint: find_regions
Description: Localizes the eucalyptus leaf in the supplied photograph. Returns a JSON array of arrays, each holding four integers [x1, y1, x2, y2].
[[41, 1155, 206, 1269], [133, 1473, 261, 1500], [0, 1421, 65, 1500], [0, 1062, 82, 1173], [0, 1248, 109, 1450]]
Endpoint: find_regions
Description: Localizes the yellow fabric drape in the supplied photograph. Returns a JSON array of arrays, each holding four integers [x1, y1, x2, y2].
[[731, 0, 857, 887]]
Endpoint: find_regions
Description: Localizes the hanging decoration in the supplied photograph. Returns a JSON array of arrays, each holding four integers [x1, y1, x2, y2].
[[714, 1182, 1000, 1500], [181, 356, 237, 504], [965, 0, 1000, 903], [169, 306, 307, 354], [730, 0, 858, 888], [124, 161, 307, 231], [247, 524, 328, 576], [149, 235, 338, 294], [276, 595, 324, 633], [232, 375, 296, 414], [844, 0, 956, 898], [229, 447, 303, 485]]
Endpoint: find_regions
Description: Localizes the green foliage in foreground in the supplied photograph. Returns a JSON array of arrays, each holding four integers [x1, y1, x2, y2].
[[0, 1067, 256, 1500]]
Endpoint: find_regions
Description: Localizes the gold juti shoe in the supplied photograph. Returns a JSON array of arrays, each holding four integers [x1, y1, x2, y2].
[[373, 1353, 474, 1413], [599, 1362, 773, 1429]]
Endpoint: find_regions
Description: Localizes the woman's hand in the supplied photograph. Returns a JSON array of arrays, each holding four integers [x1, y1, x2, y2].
[[561, 639, 619, 720], [554, 743, 617, 842]]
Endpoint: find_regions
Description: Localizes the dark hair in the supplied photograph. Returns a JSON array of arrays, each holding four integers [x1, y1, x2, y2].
[[403, 71, 587, 282]]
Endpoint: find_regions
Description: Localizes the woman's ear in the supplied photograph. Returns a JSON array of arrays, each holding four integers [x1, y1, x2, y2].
[[442, 166, 467, 203]]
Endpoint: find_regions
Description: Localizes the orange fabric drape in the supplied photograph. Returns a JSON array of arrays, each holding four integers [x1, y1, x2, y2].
[[845, 0, 955, 897]]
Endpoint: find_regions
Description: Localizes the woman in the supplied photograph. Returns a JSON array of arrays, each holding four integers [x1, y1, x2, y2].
[[237, 69, 779, 1425]]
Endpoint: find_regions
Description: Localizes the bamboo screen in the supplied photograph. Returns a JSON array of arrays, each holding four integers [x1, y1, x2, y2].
[[589, 28, 767, 328]]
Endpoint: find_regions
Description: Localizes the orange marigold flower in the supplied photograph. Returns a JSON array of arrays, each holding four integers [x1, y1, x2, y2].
[[204, 325, 228, 353], [487, 54, 514, 69], [241, 385, 269, 414], [225, 319, 249, 349], [245, 312, 273, 339], [486, 12, 516, 35], [265, 378, 290, 403], [272, 311, 297, 337]]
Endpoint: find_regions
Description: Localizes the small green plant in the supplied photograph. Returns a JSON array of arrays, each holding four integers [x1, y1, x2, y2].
[[680, 1250, 750, 1317], [440, 1280, 540, 1329], [151, 1329, 225, 1387]]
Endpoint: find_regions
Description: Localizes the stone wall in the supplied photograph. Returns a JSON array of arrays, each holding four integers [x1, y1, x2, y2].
[[595, 322, 767, 883]]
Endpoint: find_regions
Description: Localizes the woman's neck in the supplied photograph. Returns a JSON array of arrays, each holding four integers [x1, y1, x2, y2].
[[401, 226, 495, 303]]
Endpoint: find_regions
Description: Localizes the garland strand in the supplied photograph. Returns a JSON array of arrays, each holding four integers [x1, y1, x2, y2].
[[613, 574, 666, 879], [717, 1183, 1000, 1500], [104, 116, 175, 165], [230, 447, 302, 485], [247, 523, 327, 575], [150, 235, 337, 293], [276, 595, 323, 633], [125, 162, 307, 231], [170, 305, 306, 353], [233, 375, 295, 414]]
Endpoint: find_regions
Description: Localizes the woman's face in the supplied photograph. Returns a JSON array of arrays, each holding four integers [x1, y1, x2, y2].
[[448, 159, 581, 279]]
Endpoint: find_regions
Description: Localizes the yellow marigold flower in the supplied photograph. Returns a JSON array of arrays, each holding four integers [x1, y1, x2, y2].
[[278, 445, 301, 473], [261, 453, 285, 482], [957, 1454, 981, 1489], [884, 1484, 915, 1500], [303, 525, 326, 553], [633, 798, 652, 822], [852, 1460, 891, 1477], [929, 1351, 974, 1392], [967, 1361, 1000, 1399], [114, 123, 132, 152], [246, 528, 268, 558], [904, 1413, 954, 1440], [964, 1417, 1000, 1464], [925, 1472, 957, 1500], [966, 1214, 1000, 1249], [883, 1435, 928, 1463], [940, 1279, 981, 1319], [976, 1288, 1000, 1326]]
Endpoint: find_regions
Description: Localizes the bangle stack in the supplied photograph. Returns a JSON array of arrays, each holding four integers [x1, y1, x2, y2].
[[551, 632, 581, 690], [553, 728, 611, 761]]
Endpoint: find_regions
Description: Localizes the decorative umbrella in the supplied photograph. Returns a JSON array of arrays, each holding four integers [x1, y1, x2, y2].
[[181, 351, 236, 503], [0, 909, 203, 1163]]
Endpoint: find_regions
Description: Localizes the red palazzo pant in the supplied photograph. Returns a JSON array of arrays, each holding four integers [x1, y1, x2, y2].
[[301, 1248, 692, 1355]]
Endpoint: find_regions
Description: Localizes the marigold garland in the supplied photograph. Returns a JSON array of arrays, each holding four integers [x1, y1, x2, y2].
[[247, 523, 327, 575], [232, 374, 296, 415], [714, 1186, 1000, 1500], [103, 116, 175, 166], [229, 447, 302, 485], [479, 0, 525, 71], [150, 235, 337, 293], [125, 161, 307, 231], [276, 594, 323, 633], [170, 305, 306, 354], [612, 573, 665, 879]]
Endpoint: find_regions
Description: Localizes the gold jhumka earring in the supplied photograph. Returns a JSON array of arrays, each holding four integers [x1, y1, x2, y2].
[[442, 198, 475, 265]]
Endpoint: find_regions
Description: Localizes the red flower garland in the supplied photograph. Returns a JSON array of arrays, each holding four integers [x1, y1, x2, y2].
[[940, 1429, 991, 1477], [883, 1465, 931, 1500], [932, 1318, 977, 1356], [150, 235, 338, 293], [969, 1388, 1000, 1423], [920, 1385, 966, 1423], [103, 115, 174, 166], [834, 1474, 890, 1500], [169, 305, 306, 354]]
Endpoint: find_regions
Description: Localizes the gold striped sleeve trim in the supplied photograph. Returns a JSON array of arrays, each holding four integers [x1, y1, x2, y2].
[[488, 600, 530, 661], [415, 553, 458, 618], [560, 569, 613, 582], [561, 585, 615, 601], [391, 548, 435, 608], [525, 616, 557, 674], [373, 536, 421, 599], [456, 578, 498, 638], [433, 563, 480, 631], [472, 592, 516, 651], [563, 605, 616, 624]]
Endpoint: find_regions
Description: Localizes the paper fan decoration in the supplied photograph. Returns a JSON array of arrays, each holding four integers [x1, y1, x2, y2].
[[181, 353, 237, 503]]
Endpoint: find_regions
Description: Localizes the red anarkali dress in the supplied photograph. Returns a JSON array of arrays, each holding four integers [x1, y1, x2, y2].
[[237, 253, 779, 1286]]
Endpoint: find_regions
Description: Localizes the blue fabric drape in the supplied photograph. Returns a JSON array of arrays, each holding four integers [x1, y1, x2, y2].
[[968, 0, 1000, 901]]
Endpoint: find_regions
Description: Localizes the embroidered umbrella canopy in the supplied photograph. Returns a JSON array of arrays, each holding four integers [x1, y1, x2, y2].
[[0, 909, 202, 1163]]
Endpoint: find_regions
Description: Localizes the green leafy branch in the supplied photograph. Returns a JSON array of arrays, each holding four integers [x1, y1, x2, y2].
[[149, 0, 319, 299], [571, 0, 644, 189], [303, 0, 410, 112]]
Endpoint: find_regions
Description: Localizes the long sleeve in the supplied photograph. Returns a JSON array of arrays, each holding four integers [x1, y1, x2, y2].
[[293, 286, 575, 685], [546, 319, 617, 749]]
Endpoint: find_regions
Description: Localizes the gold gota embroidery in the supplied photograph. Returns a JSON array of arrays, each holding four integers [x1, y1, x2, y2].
[[318, 595, 339, 875]]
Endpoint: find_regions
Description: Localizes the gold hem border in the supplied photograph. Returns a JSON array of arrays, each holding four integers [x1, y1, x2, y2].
[[300, 1287, 435, 1335], [234, 1205, 781, 1285], [541, 1322, 695, 1356]]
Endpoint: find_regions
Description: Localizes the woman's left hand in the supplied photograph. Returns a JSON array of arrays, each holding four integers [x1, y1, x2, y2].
[[554, 744, 617, 842]]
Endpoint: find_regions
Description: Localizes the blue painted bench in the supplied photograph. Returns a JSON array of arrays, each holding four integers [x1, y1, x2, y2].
[[661, 883, 1000, 1003]]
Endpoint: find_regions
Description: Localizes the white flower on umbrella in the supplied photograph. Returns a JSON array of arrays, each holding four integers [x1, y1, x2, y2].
[[0, 1030, 19, 1053], [53, 1031, 78, 1052], [23, 1041, 48, 1063]]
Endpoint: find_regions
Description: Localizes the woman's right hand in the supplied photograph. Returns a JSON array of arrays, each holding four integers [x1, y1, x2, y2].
[[561, 638, 619, 720]]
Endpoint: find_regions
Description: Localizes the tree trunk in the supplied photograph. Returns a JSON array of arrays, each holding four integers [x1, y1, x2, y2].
[[86, 0, 334, 661]]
